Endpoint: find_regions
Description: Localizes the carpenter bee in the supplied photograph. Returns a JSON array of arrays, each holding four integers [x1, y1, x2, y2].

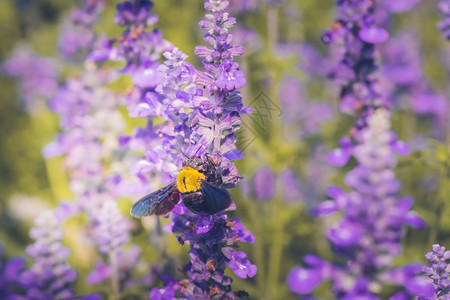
[[130, 156, 232, 217]]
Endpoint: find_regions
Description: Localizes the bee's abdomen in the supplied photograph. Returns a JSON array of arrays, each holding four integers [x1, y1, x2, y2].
[[177, 166, 205, 193], [182, 191, 206, 214], [182, 181, 232, 215]]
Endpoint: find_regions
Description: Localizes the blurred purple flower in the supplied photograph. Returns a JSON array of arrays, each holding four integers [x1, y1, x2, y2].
[[382, 32, 422, 86], [228, 0, 258, 12], [59, 0, 105, 60], [439, 0, 450, 40], [252, 167, 275, 201], [232, 28, 261, 54], [281, 169, 303, 203], [381, 31, 448, 123], [43, 1, 147, 293], [3, 46, 58, 112], [86, 263, 111, 285], [412, 92, 448, 116], [379, 30, 449, 141], [92, 0, 176, 194], [0, 244, 25, 299], [92, 200, 133, 254], [115, 0, 156, 26], [358, 26, 389, 44], [280, 76, 334, 138], [324, 0, 389, 121], [380, 0, 422, 13], [20, 211, 78, 299]]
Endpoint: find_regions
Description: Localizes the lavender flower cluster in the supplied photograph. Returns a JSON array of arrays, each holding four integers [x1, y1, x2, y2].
[[1, 0, 449, 299], [148, 1, 256, 297], [289, 109, 432, 298], [421, 244, 450, 300]]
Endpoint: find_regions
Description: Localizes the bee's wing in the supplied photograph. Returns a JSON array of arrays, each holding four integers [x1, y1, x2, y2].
[[200, 181, 232, 214], [130, 182, 180, 217]]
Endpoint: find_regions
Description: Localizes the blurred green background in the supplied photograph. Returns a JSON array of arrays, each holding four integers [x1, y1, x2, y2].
[[0, 0, 449, 299]]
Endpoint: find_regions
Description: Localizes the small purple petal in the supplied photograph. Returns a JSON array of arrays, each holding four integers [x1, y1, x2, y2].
[[327, 221, 362, 247], [310, 201, 338, 217], [222, 248, 257, 279], [392, 140, 410, 155], [405, 276, 436, 298], [359, 26, 389, 44], [224, 149, 244, 160], [404, 211, 425, 229], [327, 148, 351, 166], [4, 257, 25, 279], [195, 215, 215, 234], [86, 262, 111, 284], [287, 267, 322, 294]]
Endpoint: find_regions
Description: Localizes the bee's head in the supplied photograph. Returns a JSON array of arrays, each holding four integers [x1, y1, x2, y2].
[[183, 157, 205, 172]]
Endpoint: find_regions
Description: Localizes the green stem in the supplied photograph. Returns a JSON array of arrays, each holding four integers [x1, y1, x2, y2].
[[241, 56, 250, 105], [108, 251, 120, 299], [446, 98, 450, 148], [428, 174, 449, 245], [214, 113, 222, 151], [266, 202, 286, 298], [155, 217, 168, 259], [44, 157, 72, 203], [266, 179, 287, 297], [248, 200, 265, 296], [267, 6, 278, 53], [264, 5, 286, 297]]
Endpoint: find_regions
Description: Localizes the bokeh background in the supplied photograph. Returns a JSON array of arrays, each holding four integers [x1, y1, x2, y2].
[[0, 0, 449, 299]]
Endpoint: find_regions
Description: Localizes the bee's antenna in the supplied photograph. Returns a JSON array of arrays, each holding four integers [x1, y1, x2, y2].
[[193, 144, 203, 158], [176, 141, 204, 159], [176, 142, 190, 159]]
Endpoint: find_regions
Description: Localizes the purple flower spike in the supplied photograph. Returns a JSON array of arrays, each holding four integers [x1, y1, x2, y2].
[[287, 0, 431, 298], [281, 169, 304, 203], [291, 109, 426, 298], [58, 0, 105, 61], [149, 0, 255, 297], [420, 244, 450, 299], [115, 0, 156, 27], [439, 1, 450, 40], [324, 0, 391, 122], [3, 46, 58, 112], [20, 210, 78, 299]]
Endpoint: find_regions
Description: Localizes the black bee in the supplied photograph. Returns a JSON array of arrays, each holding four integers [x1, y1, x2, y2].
[[130, 156, 232, 217]]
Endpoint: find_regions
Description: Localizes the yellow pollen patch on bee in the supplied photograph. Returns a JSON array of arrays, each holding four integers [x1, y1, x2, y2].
[[177, 167, 206, 193]]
